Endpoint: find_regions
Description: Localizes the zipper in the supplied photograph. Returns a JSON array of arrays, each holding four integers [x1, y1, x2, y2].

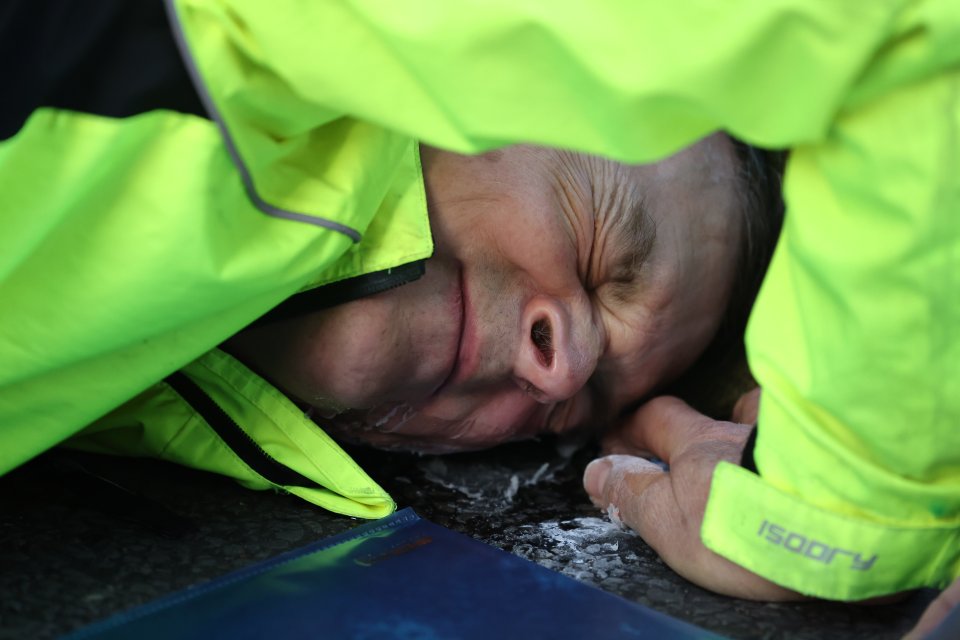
[[246, 260, 426, 329], [164, 371, 315, 488]]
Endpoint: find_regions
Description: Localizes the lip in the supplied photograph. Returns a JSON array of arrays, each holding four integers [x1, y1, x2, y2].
[[455, 269, 481, 384], [435, 267, 478, 394]]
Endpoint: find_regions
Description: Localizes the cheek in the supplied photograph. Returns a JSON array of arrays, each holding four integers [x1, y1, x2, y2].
[[675, 246, 738, 349]]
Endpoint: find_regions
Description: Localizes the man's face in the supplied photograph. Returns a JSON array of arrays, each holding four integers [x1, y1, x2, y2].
[[228, 135, 742, 452]]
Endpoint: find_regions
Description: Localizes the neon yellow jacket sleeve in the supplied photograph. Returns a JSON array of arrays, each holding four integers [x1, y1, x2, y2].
[[171, 0, 900, 159], [0, 79, 430, 478], [176, 0, 960, 597], [700, 66, 960, 598], [70, 349, 395, 519]]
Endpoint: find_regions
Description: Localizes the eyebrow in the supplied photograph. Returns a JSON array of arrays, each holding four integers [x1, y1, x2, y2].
[[607, 194, 657, 301]]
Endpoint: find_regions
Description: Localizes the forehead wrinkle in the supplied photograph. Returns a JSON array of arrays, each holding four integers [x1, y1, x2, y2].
[[600, 187, 658, 304], [548, 151, 595, 276], [617, 192, 657, 277]]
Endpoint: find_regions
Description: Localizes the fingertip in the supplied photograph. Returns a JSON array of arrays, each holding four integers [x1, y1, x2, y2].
[[586, 455, 669, 536], [583, 457, 612, 503]]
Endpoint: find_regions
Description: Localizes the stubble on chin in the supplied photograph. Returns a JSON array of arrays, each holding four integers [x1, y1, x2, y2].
[[317, 402, 488, 454]]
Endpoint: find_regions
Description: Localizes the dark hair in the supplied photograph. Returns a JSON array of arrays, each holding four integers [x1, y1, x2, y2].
[[661, 139, 786, 419]]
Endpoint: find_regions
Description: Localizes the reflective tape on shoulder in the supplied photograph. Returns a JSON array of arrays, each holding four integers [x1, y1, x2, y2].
[[162, 0, 361, 242]]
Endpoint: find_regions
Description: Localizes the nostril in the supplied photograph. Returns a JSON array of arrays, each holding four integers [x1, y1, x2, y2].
[[531, 318, 554, 367]]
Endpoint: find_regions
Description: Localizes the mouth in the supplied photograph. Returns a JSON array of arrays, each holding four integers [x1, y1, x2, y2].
[[434, 267, 476, 395]]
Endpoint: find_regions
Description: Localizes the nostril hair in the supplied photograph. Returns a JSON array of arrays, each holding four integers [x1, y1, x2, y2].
[[531, 318, 554, 367]]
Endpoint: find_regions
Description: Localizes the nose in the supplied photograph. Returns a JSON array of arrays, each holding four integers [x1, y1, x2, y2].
[[513, 295, 600, 403]]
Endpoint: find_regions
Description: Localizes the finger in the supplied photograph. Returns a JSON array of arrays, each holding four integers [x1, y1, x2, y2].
[[584, 452, 801, 601], [583, 454, 691, 562], [731, 387, 761, 424], [616, 396, 713, 464], [599, 425, 653, 458], [583, 454, 664, 511]]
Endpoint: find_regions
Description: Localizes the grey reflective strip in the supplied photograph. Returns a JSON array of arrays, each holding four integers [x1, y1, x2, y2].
[[162, 0, 361, 243]]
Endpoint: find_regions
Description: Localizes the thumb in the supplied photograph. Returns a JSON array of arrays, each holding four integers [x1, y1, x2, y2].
[[616, 395, 718, 464], [583, 454, 666, 517]]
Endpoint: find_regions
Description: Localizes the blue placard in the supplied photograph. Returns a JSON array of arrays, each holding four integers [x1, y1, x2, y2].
[[68, 508, 724, 639]]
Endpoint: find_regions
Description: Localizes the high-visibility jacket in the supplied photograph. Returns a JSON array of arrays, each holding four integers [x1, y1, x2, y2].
[[0, 0, 434, 518], [1, 0, 957, 599]]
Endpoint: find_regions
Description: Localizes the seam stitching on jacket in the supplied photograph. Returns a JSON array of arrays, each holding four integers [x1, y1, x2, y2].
[[162, 376, 277, 491], [161, 0, 361, 242], [200, 350, 387, 499]]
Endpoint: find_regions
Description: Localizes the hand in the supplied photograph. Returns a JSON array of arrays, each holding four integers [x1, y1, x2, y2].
[[583, 394, 800, 600]]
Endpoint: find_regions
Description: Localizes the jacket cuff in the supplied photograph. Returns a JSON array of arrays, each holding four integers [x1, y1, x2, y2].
[[701, 462, 960, 600]]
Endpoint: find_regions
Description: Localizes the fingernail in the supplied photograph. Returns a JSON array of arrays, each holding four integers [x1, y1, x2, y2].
[[583, 457, 612, 499]]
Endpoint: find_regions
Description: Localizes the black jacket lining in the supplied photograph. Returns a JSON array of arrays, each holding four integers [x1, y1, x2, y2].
[[247, 260, 427, 328], [2, 0, 205, 140], [164, 371, 315, 489], [740, 424, 759, 473]]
